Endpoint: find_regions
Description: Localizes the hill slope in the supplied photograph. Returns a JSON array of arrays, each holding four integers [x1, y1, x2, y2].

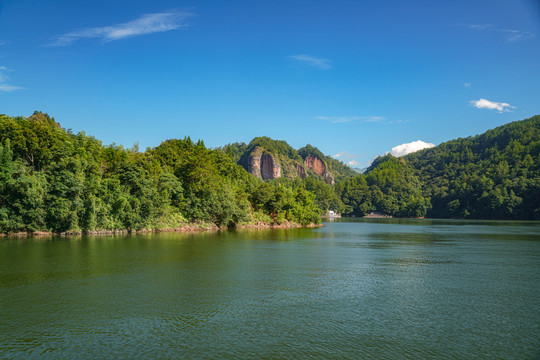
[[0, 112, 321, 234], [222, 137, 357, 184], [405, 115, 540, 219], [335, 115, 540, 219]]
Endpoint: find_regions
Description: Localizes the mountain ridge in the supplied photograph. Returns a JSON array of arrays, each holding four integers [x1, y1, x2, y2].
[[342, 115, 540, 219], [221, 137, 357, 184]]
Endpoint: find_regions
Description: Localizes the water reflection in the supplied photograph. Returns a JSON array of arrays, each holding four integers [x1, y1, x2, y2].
[[1, 220, 539, 359]]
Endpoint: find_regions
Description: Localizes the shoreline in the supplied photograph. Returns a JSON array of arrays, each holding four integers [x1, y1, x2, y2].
[[0, 222, 324, 238]]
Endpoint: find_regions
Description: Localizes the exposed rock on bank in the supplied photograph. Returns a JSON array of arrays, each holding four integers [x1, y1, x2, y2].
[[0, 222, 322, 237]]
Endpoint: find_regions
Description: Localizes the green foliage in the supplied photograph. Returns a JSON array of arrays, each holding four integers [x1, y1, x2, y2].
[[221, 138, 357, 184], [3, 172, 47, 232], [250, 182, 321, 225], [298, 144, 326, 160], [0, 113, 321, 233], [405, 115, 540, 219], [299, 144, 357, 183], [246, 136, 303, 162], [337, 155, 430, 217], [221, 142, 248, 163], [334, 116, 539, 220], [3, 111, 534, 231], [303, 177, 344, 213], [232, 137, 306, 180]]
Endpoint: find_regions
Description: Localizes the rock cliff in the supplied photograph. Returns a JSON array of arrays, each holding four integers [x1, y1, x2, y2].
[[246, 147, 282, 180], [295, 163, 307, 179], [261, 152, 281, 180], [246, 151, 334, 184], [304, 155, 335, 185], [231, 137, 351, 184]]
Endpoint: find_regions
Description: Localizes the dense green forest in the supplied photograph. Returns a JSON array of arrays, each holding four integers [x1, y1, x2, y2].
[[336, 155, 431, 217], [0, 112, 538, 234], [337, 115, 540, 219], [0, 112, 321, 234], [405, 115, 540, 219]]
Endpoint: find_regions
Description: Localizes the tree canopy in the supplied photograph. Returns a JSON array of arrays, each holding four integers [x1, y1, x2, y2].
[[0, 113, 321, 234], [1, 112, 538, 235], [405, 115, 540, 219]]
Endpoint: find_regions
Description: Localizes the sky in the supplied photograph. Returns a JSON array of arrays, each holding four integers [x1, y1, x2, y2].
[[1, 0, 539, 168]]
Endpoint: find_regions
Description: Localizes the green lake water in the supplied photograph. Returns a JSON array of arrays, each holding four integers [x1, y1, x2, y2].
[[1, 219, 539, 359]]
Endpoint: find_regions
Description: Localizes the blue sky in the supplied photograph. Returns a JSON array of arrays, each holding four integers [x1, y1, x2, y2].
[[1, 0, 539, 167]]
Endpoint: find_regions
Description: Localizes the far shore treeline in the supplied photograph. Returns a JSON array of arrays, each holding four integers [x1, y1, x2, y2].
[[0, 112, 539, 234]]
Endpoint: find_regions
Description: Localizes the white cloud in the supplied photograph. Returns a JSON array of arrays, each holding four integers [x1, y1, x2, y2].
[[333, 151, 360, 167], [0, 66, 8, 82], [466, 24, 534, 42], [332, 150, 360, 167], [333, 150, 357, 160], [0, 84, 24, 92], [363, 116, 386, 123], [470, 98, 515, 113], [468, 24, 493, 30], [501, 29, 535, 42], [0, 66, 23, 92], [464, 82, 471, 88], [390, 140, 435, 157], [48, 11, 193, 47], [289, 55, 332, 69], [316, 115, 385, 123]]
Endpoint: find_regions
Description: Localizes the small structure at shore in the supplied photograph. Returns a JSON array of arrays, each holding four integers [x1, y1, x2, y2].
[[363, 212, 392, 218], [323, 210, 341, 218]]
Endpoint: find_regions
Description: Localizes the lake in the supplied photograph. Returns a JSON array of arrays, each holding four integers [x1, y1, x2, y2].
[[1, 219, 539, 359]]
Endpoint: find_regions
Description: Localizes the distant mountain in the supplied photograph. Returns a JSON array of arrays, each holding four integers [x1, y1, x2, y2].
[[222, 137, 357, 184], [352, 167, 367, 174], [404, 115, 540, 219], [336, 115, 539, 219]]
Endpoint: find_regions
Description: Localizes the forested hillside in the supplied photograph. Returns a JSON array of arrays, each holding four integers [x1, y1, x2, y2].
[[327, 116, 540, 219], [222, 137, 357, 183], [0, 112, 321, 234], [405, 115, 540, 219], [1, 112, 538, 234], [297, 144, 358, 183], [336, 155, 431, 217]]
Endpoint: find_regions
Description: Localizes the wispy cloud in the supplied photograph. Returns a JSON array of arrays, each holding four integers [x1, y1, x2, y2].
[[464, 82, 471, 88], [468, 24, 492, 30], [333, 150, 357, 159], [0, 66, 7, 82], [289, 55, 332, 69], [315, 116, 385, 123], [0, 66, 23, 92], [470, 98, 515, 113], [0, 84, 23, 92], [500, 29, 535, 42], [332, 151, 360, 167], [0, 40, 9, 46], [390, 140, 435, 157], [48, 11, 193, 47], [466, 24, 534, 42]]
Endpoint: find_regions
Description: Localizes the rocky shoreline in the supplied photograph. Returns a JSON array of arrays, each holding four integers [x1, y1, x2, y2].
[[0, 222, 323, 237]]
